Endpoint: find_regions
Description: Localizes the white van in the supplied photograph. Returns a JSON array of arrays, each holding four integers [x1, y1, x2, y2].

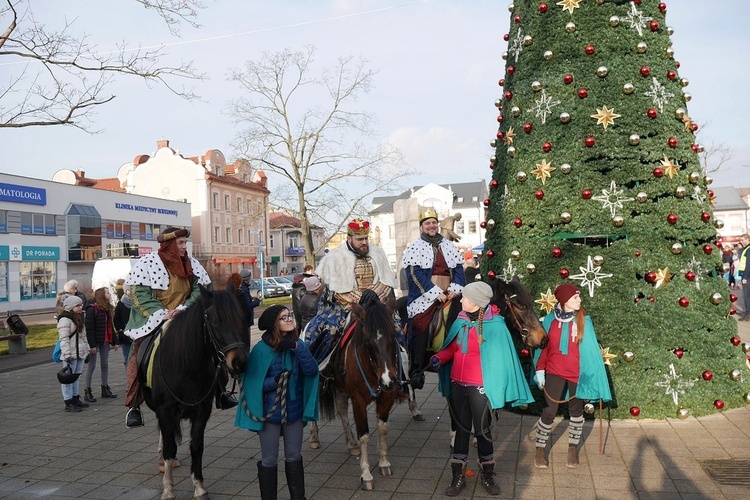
[[91, 258, 140, 305]]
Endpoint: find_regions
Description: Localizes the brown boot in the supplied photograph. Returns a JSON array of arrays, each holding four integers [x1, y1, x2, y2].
[[534, 447, 548, 469], [567, 444, 579, 468], [445, 460, 466, 496], [478, 460, 501, 495]]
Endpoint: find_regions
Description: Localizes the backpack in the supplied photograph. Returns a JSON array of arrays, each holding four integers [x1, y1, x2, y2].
[[52, 322, 78, 363]]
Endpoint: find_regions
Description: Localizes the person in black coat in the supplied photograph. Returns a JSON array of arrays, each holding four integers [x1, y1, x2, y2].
[[291, 274, 306, 327], [113, 279, 132, 366], [83, 287, 118, 402], [239, 270, 262, 339], [299, 276, 323, 334]]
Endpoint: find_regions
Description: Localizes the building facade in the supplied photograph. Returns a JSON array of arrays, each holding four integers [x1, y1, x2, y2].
[[712, 186, 750, 244], [268, 212, 326, 275]]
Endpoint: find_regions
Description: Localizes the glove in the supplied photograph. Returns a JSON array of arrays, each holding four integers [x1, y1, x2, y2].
[[275, 370, 290, 384], [64, 357, 72, 365], [278, 338, 296, 351], [430, 356, 441, 371], [533, 370, 546, 390]]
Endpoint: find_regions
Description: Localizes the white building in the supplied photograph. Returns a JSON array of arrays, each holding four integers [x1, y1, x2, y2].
[[712, 186, 749, 244]]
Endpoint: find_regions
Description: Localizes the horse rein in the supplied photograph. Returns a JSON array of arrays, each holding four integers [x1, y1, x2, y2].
[[503, 294, 532, 344]]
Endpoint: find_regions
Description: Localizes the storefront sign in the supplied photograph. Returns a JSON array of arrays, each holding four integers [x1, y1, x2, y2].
[[0, 182, 46, 206], [21, 246, 60, 260], [115, 202, 179, 217]]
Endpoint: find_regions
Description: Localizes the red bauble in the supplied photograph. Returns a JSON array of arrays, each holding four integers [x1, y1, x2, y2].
[[523, 123, 533, 133], [703, 244, 713, 255], [483, 198, 490, 207], [679, 297, 689, 307], [692, 144, 700, 153], [490, 179, 499, 189], [520, 348, 531, 358], [582, 189, 593, 199], [513, 218, 523, 228], [702, 371, 713, 381], [667, 213, 677, 224], [653, 167, 664, 178], [650, 20, 659, 31], [674, 349, 684, 359], [634, 297, 641, 303], [504, 91, 513, 101], [730, 307, 737, 315], [708, 189, 714, 198], [633, 0, 641, 3], [508, 65, 515, 75], [629, 407, 641, 417], [496, 115, 503, 123], [701, 212, 711, 222], [647, 108, 657, 119], [503, 33, 510, 41], [559, 268, 569, 278], [585, 45, 595, 55], [731, 336, 741, 346], [539, 3, 548, 13], [649, 297, 656, 303], [542, 142, 552, 152], [676, 61, 681, 68], [730, 293, 738, 303], [667, 70, 676, 80], [497, 131, 505, 139], [685, 271, 696, 281], [552, 247, 562, 258], [635, 250, 641, 257], [668, 137, 678, 148], [499, 78, 505, 86], [480, 221, 487, 229], [577, 88, 588, 99], [640, 66, 651, 77], [487, 270, 497, 280], [486, 250, 495, 259], [535, 190, 545, 200], [714, 400, 724, 410], [646, 271, 657, 283], [691, 122, 698, 132], [514, 14, 521, 23], [489, 162, 495, 170], [658, 2, 667, 13], [584, 136, 595, 147], [563, 73, 574, 84]]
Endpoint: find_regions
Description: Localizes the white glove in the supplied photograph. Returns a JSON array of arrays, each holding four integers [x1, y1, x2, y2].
[[533, 370, 546, 390]]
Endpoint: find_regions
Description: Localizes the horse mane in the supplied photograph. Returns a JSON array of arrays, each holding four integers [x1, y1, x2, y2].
[[360, 300, 394, 341]]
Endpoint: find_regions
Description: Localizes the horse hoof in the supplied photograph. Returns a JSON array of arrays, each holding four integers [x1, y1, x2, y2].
[[360, 479, 374, 491], [380, 466, 392, 476], [349, 448, 361, 457], [412, 413, 426, 422], [309, 442, 320, 450], [160, 492, 176, 500]]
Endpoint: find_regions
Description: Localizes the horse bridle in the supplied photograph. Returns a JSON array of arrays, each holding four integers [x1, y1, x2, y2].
[[354, 321, 402, 398], [503, 293, 534, 345]]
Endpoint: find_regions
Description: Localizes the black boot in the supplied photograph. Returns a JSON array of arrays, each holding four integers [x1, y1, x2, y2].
[[479, 459, 501, 495], [126, 406, 144, 428], [445, 460, 466, 496], [101, 385, 117, 398], [84, 387, 97, 403], [285, 458, 306, 500], [257, 461, 278, 500], [72, 395, 89, 408], [64, 399, 81, 412]]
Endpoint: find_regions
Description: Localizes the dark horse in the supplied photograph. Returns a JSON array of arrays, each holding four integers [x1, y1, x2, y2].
[[309, 294, 402, 490], [142, 286, 248, 500], [402, 275, 548, 420]]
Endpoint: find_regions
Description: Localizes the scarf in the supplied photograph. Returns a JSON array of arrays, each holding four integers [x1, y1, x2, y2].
[[553, 304, 577, 355], [421, 232, 443, 248], [456, 307, 487, 352]]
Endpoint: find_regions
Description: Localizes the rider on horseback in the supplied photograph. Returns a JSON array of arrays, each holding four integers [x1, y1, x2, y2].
[[401, 208, 465, 389]]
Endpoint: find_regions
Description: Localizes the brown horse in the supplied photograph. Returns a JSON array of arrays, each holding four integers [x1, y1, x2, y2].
[[309, 295, 402, 490]]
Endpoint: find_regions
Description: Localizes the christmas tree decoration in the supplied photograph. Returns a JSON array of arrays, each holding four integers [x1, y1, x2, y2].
[[677, 408, 690, 419], [504, 127, 516, 145], [584, 403, 595, 414], [486, 1, 747, 419], [702, 371, 713, 381], [630, 407, 641, 417], [729, 369, 742, 382], [714, 400, 725, 410], [601, 347, 617, 365]]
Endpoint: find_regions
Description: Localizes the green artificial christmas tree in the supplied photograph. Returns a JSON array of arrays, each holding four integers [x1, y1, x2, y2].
[[483, 0, 750, 419]]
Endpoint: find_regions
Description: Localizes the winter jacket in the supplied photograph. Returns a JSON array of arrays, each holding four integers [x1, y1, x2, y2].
[[239, 281, 261, 327], [85, 303, 116, 346], [299, 292, 321, 332], [114, 296, 132, 345], [58, 314, 90, 361]]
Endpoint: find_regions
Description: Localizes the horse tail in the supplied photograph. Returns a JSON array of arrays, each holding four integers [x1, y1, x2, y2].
[[319, 372, 338, 421]]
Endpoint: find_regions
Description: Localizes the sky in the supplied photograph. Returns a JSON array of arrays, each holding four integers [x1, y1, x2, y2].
[[2, 0, 749, 198]]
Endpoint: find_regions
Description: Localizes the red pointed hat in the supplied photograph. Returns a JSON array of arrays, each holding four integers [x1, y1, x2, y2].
[[347, 219, 370, 236]]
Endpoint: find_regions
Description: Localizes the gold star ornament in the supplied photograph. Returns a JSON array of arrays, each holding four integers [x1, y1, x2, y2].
[[654, 267, 672, 289], [557, 0, 583, 14], [601, 347, 618, 366], [591, 105, 621, 130], [535, 288, 558, 314], [531, 159, 555, 185], [659, 156, 680, 179], [504, 126, 516, 146]]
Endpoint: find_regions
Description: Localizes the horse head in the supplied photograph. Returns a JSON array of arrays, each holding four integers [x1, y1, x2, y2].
[[493, 276, 548, 349], [351, 299, 400, 393], [199, 286, 248, 376]]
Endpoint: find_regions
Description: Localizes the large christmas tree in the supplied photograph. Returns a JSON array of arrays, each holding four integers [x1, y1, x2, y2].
[[483, 0, 750, 419]]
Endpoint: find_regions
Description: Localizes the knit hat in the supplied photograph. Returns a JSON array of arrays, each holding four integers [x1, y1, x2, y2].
[[240, 269, 252, 281], [63, 280, 79, 293], [63, 295, 83, 311], [462, 281, 493, 309], [304, 276, 322, 291], [257, 305, 288, 332], [554, 283, 580, 307]]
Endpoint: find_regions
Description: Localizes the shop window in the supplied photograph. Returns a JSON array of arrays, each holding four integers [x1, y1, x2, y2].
[[19, 261, 57, 300]]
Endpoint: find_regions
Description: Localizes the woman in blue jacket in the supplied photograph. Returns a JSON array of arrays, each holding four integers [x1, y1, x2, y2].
[[236, 305, 318, 500]]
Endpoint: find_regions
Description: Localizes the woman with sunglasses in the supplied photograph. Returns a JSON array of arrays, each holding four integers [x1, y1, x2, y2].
[[236, 305, 319, 500]]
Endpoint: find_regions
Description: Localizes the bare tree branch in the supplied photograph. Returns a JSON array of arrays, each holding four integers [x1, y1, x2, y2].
[[226, 46, 416, 264], [0, 0, 205, 130]]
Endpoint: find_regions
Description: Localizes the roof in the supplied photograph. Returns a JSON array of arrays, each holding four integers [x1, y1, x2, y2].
[[370, 180, 487, 214], [270, 212, 323, 230], [712, 186, 748, 211]]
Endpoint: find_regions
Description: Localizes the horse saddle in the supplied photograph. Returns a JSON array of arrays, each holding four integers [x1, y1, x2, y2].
[[136, 324, 164, 388], [428, 301, 453, 352]]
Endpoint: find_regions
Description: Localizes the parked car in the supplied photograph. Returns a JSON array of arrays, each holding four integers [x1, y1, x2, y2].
[[249, 278, 287, 299], [266, 276, 293, 295]]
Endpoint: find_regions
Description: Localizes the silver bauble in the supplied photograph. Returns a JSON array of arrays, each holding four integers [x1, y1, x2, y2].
[[526, 263, 536, 274], [636, 192, 648, 203], [597, 66, 609, 78], [584, 403, 595, 414], [742, 342, 750, 354], [629, 134, 640, 145], [560, 163, 572, 174], [675, 108, 686, 119], [636, 42, 647, 54], [560, 212, 572, 223], [623, 351, 635, 362], [667, 26, 675, 35], [714, 219, 724, 229], [531, 81, 542, 91], [523, 35, 533, 46], [490, 139, 498, 148], [609, 16, 620, 27], [508, 3, 515, 12], [666, 47, 675, 59], [502, 51, 509, 61], [705, 176, 713, 185], [671, 242, 683, 255], [495, 99, 503, 108], [566, 22, 576, 33], [680, 78, 690, 87], [593, 255, 604, 266], [613, 216, 624, 228], [689, 172, 701, 184], [510, 250, 521, 260], [744, 392, 750, 405], [730, 369, 742, 381], [507, 146, 516, 157], [623, 83, 634, 94], [490, 155, 497, 164], [543, 50, 554, 60], [511, 106, 521, 117], [683, 92, 692, 102], [516, 171, 527, 182], [560, 112, 571, 124], [486, 219, 495, 229], [710, 293, 722, 305], [697, 144, 705, 153], [675, 186, 687, 198], [677, 408, 690, 420]]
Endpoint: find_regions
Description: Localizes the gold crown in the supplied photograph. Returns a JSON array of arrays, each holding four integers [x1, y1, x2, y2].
[[419, 208, 439, 224], [347, 219, 370, 236]]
